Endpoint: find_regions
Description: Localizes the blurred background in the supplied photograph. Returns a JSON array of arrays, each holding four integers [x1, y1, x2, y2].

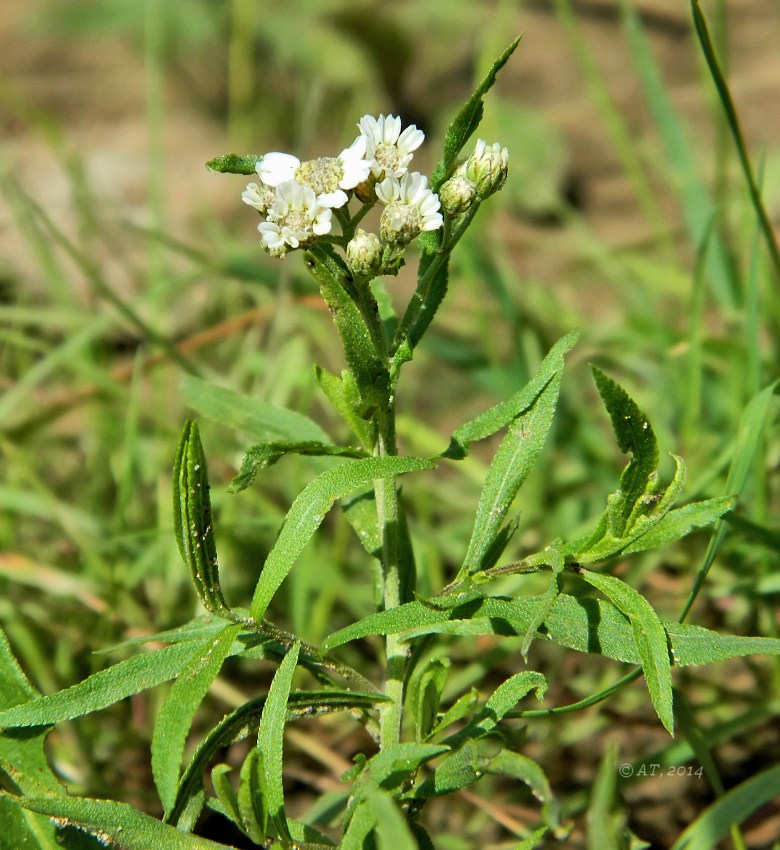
[[1, 1, 779, 847]]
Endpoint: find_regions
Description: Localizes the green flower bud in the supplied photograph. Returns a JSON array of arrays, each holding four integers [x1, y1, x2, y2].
[[460, 139, 509, 199], [346, 228, 382, 276], [438, 175, 477, 216]]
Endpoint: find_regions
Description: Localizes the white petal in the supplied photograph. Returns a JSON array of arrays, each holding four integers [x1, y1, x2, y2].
[[317, 189, 349, 208], [259, 152, 299, 187], [375, 176, 400, 205]]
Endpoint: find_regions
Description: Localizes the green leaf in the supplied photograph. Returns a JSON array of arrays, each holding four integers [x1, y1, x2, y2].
[[0, 796, 60, 850], [364, 743, 451, 791], [229, 441, 368, 492], [511, 827, 550, 850], [181, 374, 330, 443], [427, 689, 480, 741], [206, 153, 262, 174], [16, 796, 236, 849], [152, 624, 240, 815], [620, 496, 736, 555], [444, 331, 578, 459], [249, 456, 434, 620], [342, 797, 376, 850], [445, 672, 547, 747], [461, 360, 565, 574], [670, 763, 780, 850], [409, 657, 450, 741], [210, 764, 241, 830], [257, 642, 300, 841], [430, 35, 522, 192], [303, 248, 390, 418], [167, 689, 388, 828], [591, 367, 659, 536], [578, 570, 674, 734], [173, 420, 230, 616], [0, 641, 210, 729], [314, 366, 375, 448], [237, 748, 269, 843], [413, 741, 483, 799], [323, 592, 780, 669], [0, 629, 64, 799], [488, 750, 559, 829], [367, 786, 418, 850]]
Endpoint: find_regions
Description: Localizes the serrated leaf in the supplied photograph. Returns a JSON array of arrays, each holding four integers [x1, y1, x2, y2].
[[237, 748, 268, 842], [413, 740, 482, 799], [429, 35, 522, 191], [0, 641, 210, 729], [575, 454, 688, 564], [488, 750, 560, 829], [579, 571, 674, 734], [444, 331, 578, 459], [670, 763, 780, 850], [181, 374, 330, 443], [365, 743, 451, 791], [462, 364, 564, 574], [620, 496, 736, 555], [445, 672, 547, 748], [173, 420, 229, 616], [591, 367, 659, 536], [257, 642, 300, 841], [229, 441, 367, 492], [206, 153, 262, 174], [250, 456, 434, 619], [17, 796, 236, 849], [152, 624, 240, 815]]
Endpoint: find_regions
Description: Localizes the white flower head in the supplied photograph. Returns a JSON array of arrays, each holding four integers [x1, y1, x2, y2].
[[375, 172, 443, 246], [458, 139, 509, 199], [257, 137, 370, 209], [358, 114, 425, 180], [257, 180, 332, 258], [241, 181, 276, 215]]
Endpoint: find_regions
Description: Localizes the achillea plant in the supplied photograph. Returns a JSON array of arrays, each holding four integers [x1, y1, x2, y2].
[[1, 32, 779, 850]]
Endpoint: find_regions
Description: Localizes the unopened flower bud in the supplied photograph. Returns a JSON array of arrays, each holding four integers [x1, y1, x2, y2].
[[346, 228, 382, 276], [460, 139, 509, 199], [438, 175, 477, 216]]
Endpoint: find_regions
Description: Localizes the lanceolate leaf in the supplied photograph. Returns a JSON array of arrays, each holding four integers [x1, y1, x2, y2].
[[0, 641, 210, 729], [17, 796, 236, 850], [591, 367, 659, 536], [167, 689, 388, 827], [229, 441, 368, 492], [429, 35, 522, 192], [173, 420, 230, 616], [181, 374, 330, 444], [323, 592, 780, 669], [250, 456, 434, 620], [576, 570, 674, 734], [461, 365, 564, 575], [152, 624, 241, 815], [413, 741, 482, 799], [444, 331, 578, 459], [257, 642, 300, 841], [487, 750, 560, 829], [620, 496, 736, 555]]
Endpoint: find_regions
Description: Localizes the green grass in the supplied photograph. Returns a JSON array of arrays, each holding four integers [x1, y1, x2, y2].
[[1, 2, 778, 848]]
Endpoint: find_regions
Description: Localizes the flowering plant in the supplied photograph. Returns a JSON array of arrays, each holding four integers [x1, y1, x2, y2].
[[2, 34, 780, 850]]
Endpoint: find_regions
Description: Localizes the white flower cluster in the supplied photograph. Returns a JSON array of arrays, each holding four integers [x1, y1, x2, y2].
[[242, 114, 443, 261]]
